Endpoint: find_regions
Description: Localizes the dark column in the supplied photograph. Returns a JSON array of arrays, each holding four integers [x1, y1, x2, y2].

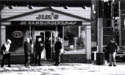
[[96, 0, 105, 65]]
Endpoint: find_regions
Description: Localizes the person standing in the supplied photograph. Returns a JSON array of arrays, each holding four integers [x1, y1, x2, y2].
[[107, 38, 118, 66], [1, 39, 12, 67], [24, 38, 32, 66], [45, 37, 51, 60], [35, 37, 44, 66], [54, 37, 62, 66]]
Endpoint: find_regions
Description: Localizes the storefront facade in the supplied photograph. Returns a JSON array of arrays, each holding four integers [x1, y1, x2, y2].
[[0, 6, 91, 63]]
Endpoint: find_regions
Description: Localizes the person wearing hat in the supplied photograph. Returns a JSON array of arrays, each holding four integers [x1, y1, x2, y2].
[[54, 37, 62, 66], [34, 37, 44, 66], [1, 39, 12, 67]]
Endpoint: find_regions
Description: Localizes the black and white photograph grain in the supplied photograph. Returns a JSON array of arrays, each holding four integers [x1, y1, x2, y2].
[[0, 0, 125, 75]]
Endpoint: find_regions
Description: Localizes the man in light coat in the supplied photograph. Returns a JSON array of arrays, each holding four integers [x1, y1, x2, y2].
[[1, 39, 12, 67]]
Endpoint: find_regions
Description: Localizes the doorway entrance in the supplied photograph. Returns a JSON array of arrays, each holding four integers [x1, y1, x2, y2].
[[33, 31, 56, 60]]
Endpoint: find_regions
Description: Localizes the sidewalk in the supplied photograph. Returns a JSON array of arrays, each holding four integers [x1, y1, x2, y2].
[[0, 62, 125, 75]]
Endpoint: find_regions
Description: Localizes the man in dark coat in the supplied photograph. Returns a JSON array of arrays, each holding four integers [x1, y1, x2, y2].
[[1, 39, 12, 67], [35, 37, 44, 66], [45, 37, 51, 60], [24, 38, 32, 66], [54, 37, 62, 66], [107, 38, 118, 66]]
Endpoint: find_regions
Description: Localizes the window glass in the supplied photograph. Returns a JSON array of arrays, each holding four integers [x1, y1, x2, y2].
[[64, 26, 85, 53]]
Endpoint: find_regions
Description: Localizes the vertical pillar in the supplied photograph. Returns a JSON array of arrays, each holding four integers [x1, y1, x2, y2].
[[0, 4, 4, 47], [62, 26, 64, 53], [97, 0, 104, 53], [78, 26, 81, 37], [118, 1, 121, 46], [96, 0, 105, 65], [97, 18, 103, 53], [85, 25, 91, 62], [1, 26, 6, 45], [0, 25, 2, 48], [0, 10, 1, 48]]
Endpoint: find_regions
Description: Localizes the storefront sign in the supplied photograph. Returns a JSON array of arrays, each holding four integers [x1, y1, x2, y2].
[[36, 12, 59, 20], [11, 21, 82, 26], [12, 31, 23, 38]]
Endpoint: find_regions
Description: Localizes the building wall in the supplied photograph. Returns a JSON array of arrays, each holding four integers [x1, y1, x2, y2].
[[0, 6, 91, 63], [1, 7, 91, 21]]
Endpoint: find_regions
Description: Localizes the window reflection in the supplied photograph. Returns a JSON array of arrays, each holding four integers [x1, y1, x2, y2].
[[64, 26, 85, 53]]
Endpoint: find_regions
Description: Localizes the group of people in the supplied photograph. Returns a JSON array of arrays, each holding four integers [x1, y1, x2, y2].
[[0, 36, 119, 67], [0, 37, 62, 67], [24, 37, 62, 66]]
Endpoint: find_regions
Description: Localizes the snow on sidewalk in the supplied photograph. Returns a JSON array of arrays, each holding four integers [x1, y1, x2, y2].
[[0, 63, 125, 75]]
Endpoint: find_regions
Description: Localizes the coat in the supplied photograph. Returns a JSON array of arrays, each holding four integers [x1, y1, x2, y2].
[[54, 41, 62, 53], [35, 41, 44, 53], [107, 42, 118, 54], [1, 44, 6, 54], [24, 41, 31, 55], [1, 43, 11, 54]]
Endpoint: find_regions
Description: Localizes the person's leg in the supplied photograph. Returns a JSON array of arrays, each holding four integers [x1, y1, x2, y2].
[[30, 54, 34, 65], [59, 53, 61, 64], [7, 53, 11, 67], [1, 54, 6, 67], [32, 53, 36, 65], [34, 52, 37, 65], [55, 52, 59, 65], [27, 55, 31, 66], [38, 53, 41, 66], [48, 47, 51, 59], [25, 54, 28, 66], [57, 53, 60, 65], [112, 52, 116, 66], [45, 47, 49, 59], [109, 54, 112, 66]]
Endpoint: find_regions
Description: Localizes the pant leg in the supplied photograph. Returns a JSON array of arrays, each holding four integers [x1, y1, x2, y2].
[[38, 53, 41, 65], [34, 53, 38, 65], [25, 54, 28, 66], [27, 55, 31, 66], [7, 53, 11, 67], [112, 52, 116, 65], [30, 54, 34, 65], [109, 54, 113, 65], [1, 54, 6, 67], [55, 52, 60, 65]]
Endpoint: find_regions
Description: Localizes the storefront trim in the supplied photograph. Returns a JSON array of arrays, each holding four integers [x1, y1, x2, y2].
[[11, 21, 82, 26]]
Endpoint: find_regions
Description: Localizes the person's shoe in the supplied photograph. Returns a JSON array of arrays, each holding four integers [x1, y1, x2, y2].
[[113, 64, 117, 66], [109, 64, 112, 66], [38, 64, 42, 66], [1, 66, 4, 67], [54, 64, 59, 66]]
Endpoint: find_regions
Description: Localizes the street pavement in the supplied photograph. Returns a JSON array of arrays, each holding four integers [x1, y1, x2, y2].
[[0, 61, 125, 75]]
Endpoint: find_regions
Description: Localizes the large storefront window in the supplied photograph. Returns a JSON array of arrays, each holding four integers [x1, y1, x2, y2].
[[6, 26, 30, 54], [64, 26, 85, 54]]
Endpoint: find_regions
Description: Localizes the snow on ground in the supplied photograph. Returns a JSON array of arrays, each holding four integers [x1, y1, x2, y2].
[[0, 63, 125, 75]]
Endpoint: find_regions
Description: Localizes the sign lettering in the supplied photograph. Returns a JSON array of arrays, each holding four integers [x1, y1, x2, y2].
[[12, 31, 23, 38], [36, 12, 59, 20], [11, 21, 82, 26], [20, 21, 82, 26]]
